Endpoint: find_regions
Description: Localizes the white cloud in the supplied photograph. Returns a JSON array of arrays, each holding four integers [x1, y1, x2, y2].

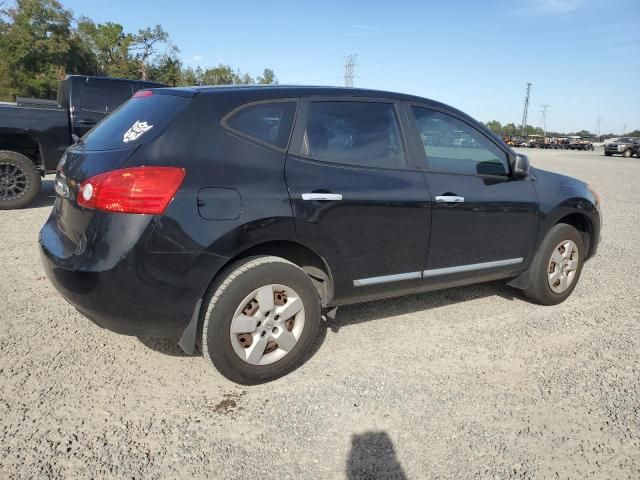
[[184, 54, 204, 65]]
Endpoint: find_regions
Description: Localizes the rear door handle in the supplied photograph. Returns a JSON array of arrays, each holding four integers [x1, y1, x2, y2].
[[435, 195, 465, 203], [77, 119, 96, 125], [302, 193, 343, 201]]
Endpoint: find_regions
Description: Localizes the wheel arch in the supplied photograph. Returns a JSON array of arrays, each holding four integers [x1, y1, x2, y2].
[[222, 240, 335, 306], [178, 239, 334, 355], [555, 212, 594, 260], [0, 129, 44, 170], [508, 209, 595, 291]]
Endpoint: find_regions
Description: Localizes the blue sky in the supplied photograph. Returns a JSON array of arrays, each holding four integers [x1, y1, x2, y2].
[[63, 0, 639, 133]]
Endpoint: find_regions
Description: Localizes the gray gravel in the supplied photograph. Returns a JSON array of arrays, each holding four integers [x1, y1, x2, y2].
[[1, 149, 639, 479]]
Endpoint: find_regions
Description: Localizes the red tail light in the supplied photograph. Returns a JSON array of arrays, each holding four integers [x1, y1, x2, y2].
[[77, 167, 186, 215]]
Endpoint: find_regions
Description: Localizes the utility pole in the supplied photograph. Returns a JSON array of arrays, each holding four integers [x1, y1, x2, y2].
[[622, 124, 626, 135], [344, 54, 357, 88], [520, 82, 532, 137], [596, 116, 602, 141], [540, 104, 550, 138]]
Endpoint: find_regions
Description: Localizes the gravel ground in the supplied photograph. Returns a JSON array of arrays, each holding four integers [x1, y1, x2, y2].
[[1, 149, 638, 479]]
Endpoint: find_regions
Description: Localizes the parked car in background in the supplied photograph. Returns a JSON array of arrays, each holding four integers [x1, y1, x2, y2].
[[604, 137, 639, 157], [568, 137, 595, 151], [0, 75, 165, 209], [40, 85, 601, 384]]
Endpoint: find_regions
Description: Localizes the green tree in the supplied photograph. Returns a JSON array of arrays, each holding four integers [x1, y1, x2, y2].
[[201, 64, 238, 85], [0, 0, 92, 100], [130, 25, 169, 80], [501, 123, 517, 136], [257, 68, 277, 84], [485, 120, 502, 134], [148, 46, 182, 86], [76, 17, 137, 77]]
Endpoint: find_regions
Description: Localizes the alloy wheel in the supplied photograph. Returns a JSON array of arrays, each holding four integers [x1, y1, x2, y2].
[[0, 163, 28, 200]]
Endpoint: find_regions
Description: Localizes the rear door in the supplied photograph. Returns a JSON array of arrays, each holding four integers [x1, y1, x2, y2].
[[285, 98, 431, 305], [406, 105, 539, 288]]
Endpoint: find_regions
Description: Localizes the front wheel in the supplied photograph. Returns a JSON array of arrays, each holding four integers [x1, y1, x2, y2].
[[623, 149, 632, 158], [201, 256, 321, 384], [521, 224, 584, 305], [0, 151, 41, 209]]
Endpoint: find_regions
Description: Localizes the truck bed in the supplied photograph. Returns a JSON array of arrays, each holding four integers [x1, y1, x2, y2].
[[0, 104, 69, 171]]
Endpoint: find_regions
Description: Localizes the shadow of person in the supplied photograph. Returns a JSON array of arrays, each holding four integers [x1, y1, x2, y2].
[[347, 431, 407, 480]]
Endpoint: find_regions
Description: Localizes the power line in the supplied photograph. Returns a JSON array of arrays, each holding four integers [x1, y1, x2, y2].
[[520, 82, 532, 137], [344, 54, 357, 88], [540, 104, 550, 137]]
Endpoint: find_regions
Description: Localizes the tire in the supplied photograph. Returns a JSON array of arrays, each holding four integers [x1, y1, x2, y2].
[[521, 223, 585, 306], [201, 256, 321, 384], [0, 151, 41, 210], [622, 149, 632, 158], [604, 152, 612, 156]]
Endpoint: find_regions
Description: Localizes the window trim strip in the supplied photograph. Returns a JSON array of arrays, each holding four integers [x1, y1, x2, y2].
[[423, 258, 524, 277]]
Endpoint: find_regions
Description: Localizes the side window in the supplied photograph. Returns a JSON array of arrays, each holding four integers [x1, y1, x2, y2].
[[225, 101, 297, 149], [81, 81, 133, 114], [301, 101, 405, 168], [411, 107, 509, 176]]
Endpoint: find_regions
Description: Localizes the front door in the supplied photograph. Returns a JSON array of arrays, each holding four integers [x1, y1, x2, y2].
[[407, 105, 539, 288], [286, 99, 431, 304]]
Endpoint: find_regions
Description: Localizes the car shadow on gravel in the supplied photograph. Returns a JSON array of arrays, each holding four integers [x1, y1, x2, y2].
[[29, 179, 56, 208], [138, 315, 330, 360], [347, 431, 407, 480], [328, 280, 522, 333], [138, 282, 520, 358], [137, 336, 192, 357]]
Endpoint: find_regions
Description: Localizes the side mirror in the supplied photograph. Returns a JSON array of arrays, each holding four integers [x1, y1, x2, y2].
[[512, 154, 530, 178]]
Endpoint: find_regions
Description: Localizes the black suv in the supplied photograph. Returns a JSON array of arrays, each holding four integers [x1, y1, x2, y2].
[[40, 86, 601, 384]]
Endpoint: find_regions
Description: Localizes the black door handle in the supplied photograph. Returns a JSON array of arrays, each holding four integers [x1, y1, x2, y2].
[[77, 119, 96, 126]]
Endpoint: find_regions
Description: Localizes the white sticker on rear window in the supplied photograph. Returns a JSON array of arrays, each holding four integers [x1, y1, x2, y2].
[[123, 121, 154, 143]]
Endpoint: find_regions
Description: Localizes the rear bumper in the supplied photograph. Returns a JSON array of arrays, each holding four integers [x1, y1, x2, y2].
[[39, 213, 227, 337]]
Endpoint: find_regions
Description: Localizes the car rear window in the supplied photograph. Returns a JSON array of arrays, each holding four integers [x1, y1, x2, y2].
[[223, 101, 297, 149], [80, 93, 191, 151]]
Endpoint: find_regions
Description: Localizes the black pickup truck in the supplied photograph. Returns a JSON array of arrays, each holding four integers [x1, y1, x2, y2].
[[0, 75, 164, 209]]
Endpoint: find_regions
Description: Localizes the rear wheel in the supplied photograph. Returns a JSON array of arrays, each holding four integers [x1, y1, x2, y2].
[[201, 256, 321, 384], [521, 223, 584, 305], [0, 151, 41, 210]]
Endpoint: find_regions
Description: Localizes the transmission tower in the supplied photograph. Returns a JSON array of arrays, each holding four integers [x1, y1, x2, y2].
[[344, 54, 357, 87], [520, 82, 532, 137], [540, 104, 550, 137]]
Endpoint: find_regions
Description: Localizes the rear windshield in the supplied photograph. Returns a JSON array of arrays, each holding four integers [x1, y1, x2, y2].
[[80, 93, 191, 150]]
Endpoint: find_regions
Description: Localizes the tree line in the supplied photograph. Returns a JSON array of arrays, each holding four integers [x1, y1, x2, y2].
[[0, 0, 277, 101], [484, 120, 639, 139]]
